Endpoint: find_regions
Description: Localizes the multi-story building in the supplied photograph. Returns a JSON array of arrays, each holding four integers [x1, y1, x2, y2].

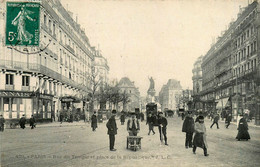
[[93, 49, 109, 86], [0, 0, 95, 121], [159, 79, 182, 111], [200, 1, 260, 123], [192, 56, 203, 111], [117, 77, 140, 111]]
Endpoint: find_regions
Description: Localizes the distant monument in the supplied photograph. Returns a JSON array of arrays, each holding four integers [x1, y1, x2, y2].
[[147, 77, 156, 102]]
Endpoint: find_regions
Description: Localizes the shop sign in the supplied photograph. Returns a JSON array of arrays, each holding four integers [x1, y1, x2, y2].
[[39, 94, 53, 100], [0, 91, 32, 97], [61, 98, 74, 102]]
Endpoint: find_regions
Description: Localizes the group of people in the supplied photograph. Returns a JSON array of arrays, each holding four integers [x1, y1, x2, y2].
[[106, 110, 169, 151], [0, 114, 36, 131], [182, 111, 251, 156]]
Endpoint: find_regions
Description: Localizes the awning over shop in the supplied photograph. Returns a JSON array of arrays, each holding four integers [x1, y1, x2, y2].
[[216, 97, 230, 109]]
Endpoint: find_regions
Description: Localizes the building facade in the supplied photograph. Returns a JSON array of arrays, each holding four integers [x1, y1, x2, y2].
[[159, 79, 182, 111], [192, 56, 203, 111], [200, 1, 260, 123], [0, 0, 96, 121], [117, 77, 140, 112]]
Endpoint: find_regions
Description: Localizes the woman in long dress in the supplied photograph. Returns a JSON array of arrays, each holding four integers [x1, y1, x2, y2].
[[11, 5, 35, 44], [236, 114, 250, 141]]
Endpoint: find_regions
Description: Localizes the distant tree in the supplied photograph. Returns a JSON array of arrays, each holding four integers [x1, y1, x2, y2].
[[88, 67, 102, 112], [120, 90, 131, 111]]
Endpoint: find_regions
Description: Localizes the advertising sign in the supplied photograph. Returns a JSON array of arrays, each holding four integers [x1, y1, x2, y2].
[[6, 2, 40, 46]]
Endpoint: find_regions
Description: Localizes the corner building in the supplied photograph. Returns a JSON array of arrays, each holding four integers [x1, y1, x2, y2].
[[0, 0, 94, 121], [200, 1, 260, 123]]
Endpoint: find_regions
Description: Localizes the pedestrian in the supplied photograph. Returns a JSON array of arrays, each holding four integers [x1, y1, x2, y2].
[[181, 112, 185, 120], [106, 110, 118, 151], [225, 113, 232, 129], [29, 115, 36, 129], [127, 112, 140, 136], [182, 111, 194, 148], [158, 112, 168, 145], [192, 115, 209, 156], [146, 112, 155, 135], [19, 114, 26, 129], [140, 112, 145, 122], [0, 115, 5, 132], [236, 114, 250, 141], [91, 112, 98, 131], [120, 112, 125, 125], [210, 113, 220, 129]]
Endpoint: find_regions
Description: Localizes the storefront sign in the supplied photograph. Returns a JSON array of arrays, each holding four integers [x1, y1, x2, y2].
[[0, 91, 32, 98], [39, 94, 53, 100]]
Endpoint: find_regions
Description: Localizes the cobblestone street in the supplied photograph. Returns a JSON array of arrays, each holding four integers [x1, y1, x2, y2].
[[1, 116, 260, 167]]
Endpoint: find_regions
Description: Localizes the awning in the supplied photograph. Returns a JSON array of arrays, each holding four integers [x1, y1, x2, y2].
[[216, 97, 230, 109]]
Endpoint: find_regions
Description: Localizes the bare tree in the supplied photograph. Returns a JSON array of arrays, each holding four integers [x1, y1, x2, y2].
[[120, 90, 131, 111], [88, 67, 102, 112]]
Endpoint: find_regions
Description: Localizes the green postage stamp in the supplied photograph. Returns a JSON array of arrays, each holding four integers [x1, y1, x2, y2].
[[6, 2, 40, 46]]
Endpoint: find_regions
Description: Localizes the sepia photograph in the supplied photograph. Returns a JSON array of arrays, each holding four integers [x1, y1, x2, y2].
[[0, 0, 260, 166]]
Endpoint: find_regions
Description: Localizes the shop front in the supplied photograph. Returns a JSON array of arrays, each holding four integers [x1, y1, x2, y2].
[[0, 90, 34, 120]]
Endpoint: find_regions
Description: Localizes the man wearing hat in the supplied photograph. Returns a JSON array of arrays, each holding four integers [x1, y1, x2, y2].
[[158, 112, 168, 145], [193, 115, 209, 156], [0, 115, 5, 132], [19, 114, 26, 129], [127, 112, 140, 136], [91, 111, 98, 131], [182, 111, 194, 148], [106, 110, 118, 151]]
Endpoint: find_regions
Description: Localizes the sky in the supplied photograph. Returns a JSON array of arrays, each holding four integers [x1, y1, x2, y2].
[[60, 0, 249, 96]]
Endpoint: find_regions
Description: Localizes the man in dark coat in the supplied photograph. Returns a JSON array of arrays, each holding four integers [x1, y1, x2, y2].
[[225, 113, 232, 129], [182, 111, 194, 148], [0, 115, 5, 132], [106, 110, 118, 151], [146, 112, 155, 135], [91, 112, 98, 131], [210, 113, 220, 129], [29, 115, 36, 129], [236, 114, 250, 141], [158, 112, 168, 145], [127, 113, 140, 136], [120, 112, 125, 125], [19, 114, 26, 129]]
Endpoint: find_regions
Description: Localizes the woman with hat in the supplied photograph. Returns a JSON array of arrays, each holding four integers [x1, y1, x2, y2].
[[236, 114, 250, 141], [192, 115, 209, 156]]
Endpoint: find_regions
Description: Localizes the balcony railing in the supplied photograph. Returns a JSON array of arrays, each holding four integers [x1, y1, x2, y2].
[[0, 60, 87, 92], [21, 86, 31, 91], [5, 85, 14, 90]]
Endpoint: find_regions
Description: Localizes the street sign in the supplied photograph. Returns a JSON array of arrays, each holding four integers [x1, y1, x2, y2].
[[6, 2, 40, 46]]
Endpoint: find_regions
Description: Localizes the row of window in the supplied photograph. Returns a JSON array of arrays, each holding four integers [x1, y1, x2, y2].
[[235, 26, 255, 48], [43, 12, 93, 61], [233, 58, 257, 76], [234, 41, 257, 64], [6, 74, 30, 86]]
